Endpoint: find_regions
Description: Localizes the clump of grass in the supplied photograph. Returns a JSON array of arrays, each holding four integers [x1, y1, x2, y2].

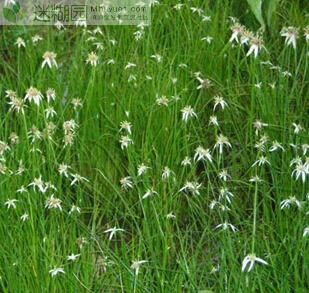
[[0, 0, 308, 292]]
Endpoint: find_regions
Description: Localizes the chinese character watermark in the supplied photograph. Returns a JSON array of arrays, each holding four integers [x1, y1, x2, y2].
[[1, 0, 151, 25]]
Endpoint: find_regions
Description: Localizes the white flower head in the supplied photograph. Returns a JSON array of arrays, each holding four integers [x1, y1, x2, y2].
[[49, 268, 65, 277], [4, 199, 18, 209], [179, 182, 202, 196], [20, 213, 29, 221], [173, 3, 184, 10], [15, 37, 25, 48], [190, 6, 204, 15], [54, 21, 64, 30], [120, 121, 132, 134], [24, 87, 43, 106], [70, 173, 89, 186], [229, 22, 245, 43], [45, 195, 62, 211], [44, 107, 57, 119], [104, 226, 125, 240], [218, 169, 231, 181], [219, 187, 234, 204], [269, 141, 284, 152], [214, 134, 232, 154], [28, 176, 46, 193], [94, 42, 104, 50], [42, 51, 58, 69], [69, 204, 81, 214], [181, 156, 192, 167], [242, 254, 268, 272], [292, 163, 308, 183], [240, 29, 254, 45], [181, 105, 197, 122], [0, 141, 10, 156], [292, 123, 303, 134], [162, 166, 173, 180], [67, 254, 80, 261], [75, 18, 87, 28], [32, 34, 43, 44], [201, 15, 211, 22], [71, 98, 83, 110], [252, 156, 270, 167], [86, 52, 99, 66], [302, 144, 309, 156], [253, 120, 268, 136], [58, 163, 70, 177], [46, 88, 56, 103], [166, 212, 176, 219], [119, 135, 133, 149], [8, 95, 26, 114], [280, 26, 299, 49], [150, 54, 162, 63], [209, 115, 219, 126], [213, 96, 227, 111], [137, 163, 150, 176], [246, 35, 264, 58], [125, 62, 137, 70], [131, 260, 147, 275], [215, 222, 238, 232], [156, 95, 169, 106], [196, 77, 212, 90], [249, 175, 263, 183], [142, 188, 158, 199], [201, 36, 213, 44], [280, 196, 302, 210], [194, 146, 212, 163], [120, 176, 133, 190]]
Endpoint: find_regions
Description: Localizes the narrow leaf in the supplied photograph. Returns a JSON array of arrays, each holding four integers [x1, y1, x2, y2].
[[3, 8, 16, 23], [247, 0, 265, 28], [265, 0, 280, 27], [12, 2, 21, 14]]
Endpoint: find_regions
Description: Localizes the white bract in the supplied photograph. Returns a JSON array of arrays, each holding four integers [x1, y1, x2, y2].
[[49, 268, 65, 277], [42, 52, 58, 69], [242, 254, 268, 272]]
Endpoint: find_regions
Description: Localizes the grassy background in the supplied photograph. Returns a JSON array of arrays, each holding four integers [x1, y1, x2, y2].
[[0, 0, 308, 292]]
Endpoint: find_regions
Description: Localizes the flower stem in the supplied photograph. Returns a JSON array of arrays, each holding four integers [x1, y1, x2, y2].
[[251, 181, 258, 252]]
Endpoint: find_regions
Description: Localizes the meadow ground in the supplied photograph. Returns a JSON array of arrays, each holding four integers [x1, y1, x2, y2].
[[0, 0, 308, 292]]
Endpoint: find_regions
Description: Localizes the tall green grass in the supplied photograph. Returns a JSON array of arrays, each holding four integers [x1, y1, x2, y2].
[[0, 0, 308, 292]]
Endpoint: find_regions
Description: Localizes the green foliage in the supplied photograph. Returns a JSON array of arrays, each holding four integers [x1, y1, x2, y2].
[[246, 0, 280, 28], [0, 0, 308, 292], [265, 0, 280, 27], [247, 0, 265, 27], [3, 7, 16, 23]]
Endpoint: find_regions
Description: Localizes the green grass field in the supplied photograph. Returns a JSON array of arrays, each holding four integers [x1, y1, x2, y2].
[[0, 0, 308, 292]]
